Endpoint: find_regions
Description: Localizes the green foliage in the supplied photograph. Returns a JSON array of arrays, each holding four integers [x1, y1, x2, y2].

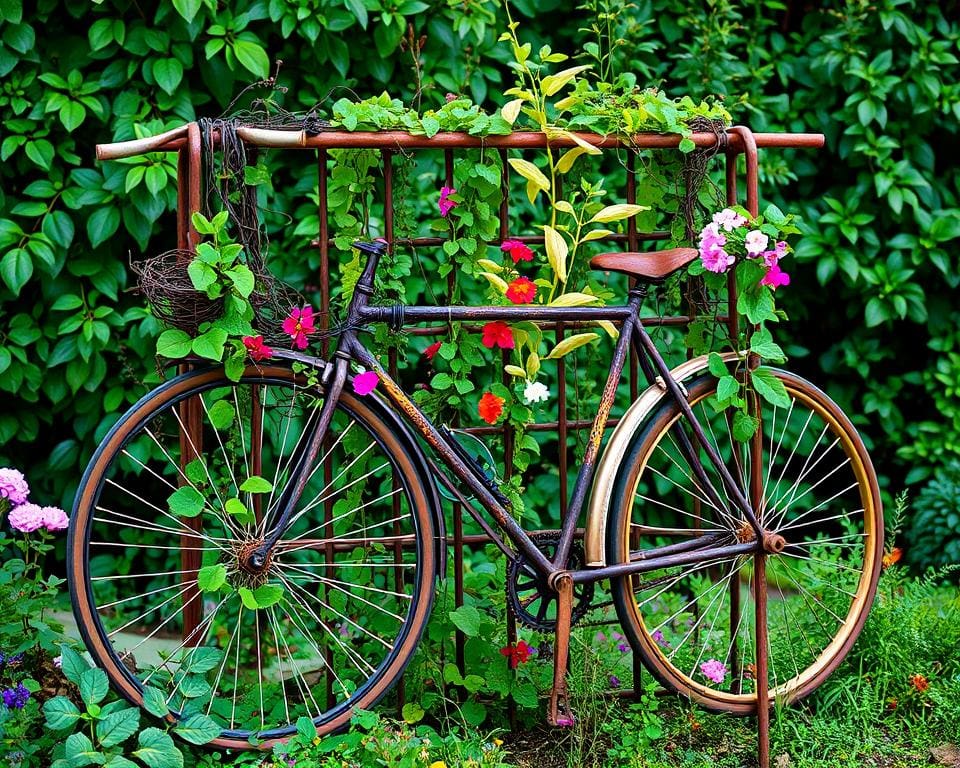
[[908, 460, 960, 572]]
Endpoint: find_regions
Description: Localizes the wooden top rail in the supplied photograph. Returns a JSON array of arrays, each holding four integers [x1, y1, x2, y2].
[[96, 123, 825, 160]]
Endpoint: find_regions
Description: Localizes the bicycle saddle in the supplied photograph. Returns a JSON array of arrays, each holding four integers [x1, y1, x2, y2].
[[590, 247, 698, 283]]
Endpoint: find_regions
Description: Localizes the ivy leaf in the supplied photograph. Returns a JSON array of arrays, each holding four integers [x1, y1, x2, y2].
[[252, 584, 283, 608], [239, 475, 272, 493], [448, 605, 482, 636], [133, 728, 183, 768], [238, 586, 258, 610], [751, 367, 791, 408], [192, 328, 228, 361], [749, 327, 786, 362], [197, 564, 227, 592], [401, 702, 425, 724], [716, 375, 740, 403], [225, 265, 254, 298], [707, 352, 728, 378], [173, 713, 222, 745], [732, 410, 759, 442], [461, 700, 487, 726], [167, 486, 205, 518], [97, 708, 140, 748], [156, 329, 192, 358]]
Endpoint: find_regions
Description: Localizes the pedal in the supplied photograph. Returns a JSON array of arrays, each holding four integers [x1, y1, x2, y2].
[[439, 426, 510, 507]]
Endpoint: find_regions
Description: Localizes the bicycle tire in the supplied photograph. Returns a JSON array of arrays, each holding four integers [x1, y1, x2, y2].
[[607, 369, 883, 714], [68, 364, 437, 749]]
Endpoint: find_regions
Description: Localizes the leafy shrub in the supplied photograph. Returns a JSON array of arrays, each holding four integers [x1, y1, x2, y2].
[[908, 459, 960, 571]]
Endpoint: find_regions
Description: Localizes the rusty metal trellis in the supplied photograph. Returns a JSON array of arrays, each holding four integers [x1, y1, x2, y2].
[[103, 124, 822, 765]]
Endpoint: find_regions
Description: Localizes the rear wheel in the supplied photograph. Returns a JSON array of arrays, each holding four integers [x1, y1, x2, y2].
[[608, 370, 882, 713], [68, 365, 436, 749]]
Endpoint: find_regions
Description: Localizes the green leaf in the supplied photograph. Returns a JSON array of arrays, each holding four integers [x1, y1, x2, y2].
[[345, 0, 368, 28], [60, 101, 86, 132], [461, 699, 487, 726], [238, 586, 258, 610], [43, 210, 75, 248], [0, 246, 32, 294], [59, 645, 90, 685], [134, 728, 183, 768], [187, 259, 217, 292], [192, 328, 229, 361], [44, 696, 82, 730], [751, 367, 791, 408], [172, 0, 202, 22], [140, 686, 169, 719], [732, 410, 759, 442], [97, 708, 140, 748], [153, 58, 183, 95], [296, 715, 317, 741], [449, 604, 482, 636], [79, 667, 110, 706], [716, 375, 740, 402], [225, 265, 254, 298], [240, 475, 273, 493], [401, 702, 425, 723], [208, 399, 235, 430], [707, 352, 728, 378], [232, 39, 270, 77], [173, 713, 222, 745], [167, 485, 206, 518], [65, 732, 103, 767], [88, 18, 114, 50], [87, 207, 120, 248], [252, 583, 283, 608], [749, 327, 786, 362], [197, 563, 227, 592], [156, 329, 192, 358]]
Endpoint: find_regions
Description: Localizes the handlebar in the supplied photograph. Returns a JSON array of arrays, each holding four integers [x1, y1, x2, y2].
[[96, 123, 825, 161]]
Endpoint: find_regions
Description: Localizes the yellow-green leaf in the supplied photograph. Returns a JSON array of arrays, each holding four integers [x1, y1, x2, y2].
[[526, 353, 540, 379], [589, 204, 650, 224], [508, 158, 550, 191], [596, 320, 619, 339], [581, 228, 615, 242], [554, 94, 579, 111], [541, 65, 592, 96], [476, 258, 502, 273], [543, 225, 568, 283], [550, 292, 600, 307], [554, 200, 575, 214], [526, 179, 542, 205], [557, 147, 588, 174], [546, 332, 599, 359], [501, 99, 524, 125], [504, 365, 527, 378], [479, 272, 508, 293], [547, 127, 601, 155]]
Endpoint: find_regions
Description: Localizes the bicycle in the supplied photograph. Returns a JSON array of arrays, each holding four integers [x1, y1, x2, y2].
[[68, 237, 883, 751]]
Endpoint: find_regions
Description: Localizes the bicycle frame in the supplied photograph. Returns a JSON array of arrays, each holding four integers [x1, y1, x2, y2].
[[261, 243, 766, 586]]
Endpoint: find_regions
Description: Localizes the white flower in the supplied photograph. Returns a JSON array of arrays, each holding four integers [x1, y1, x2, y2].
[[744, 229, 769, 256], [712, 208, 747, 232], [53, 655, 62, 668], [523, 380, 550, 405]]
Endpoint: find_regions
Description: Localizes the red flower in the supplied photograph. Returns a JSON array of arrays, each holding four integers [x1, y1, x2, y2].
[[500, 239, 534, 264], [910, 673, 929, 693], [500, 640, 535, 669], [481, 321, 514, 350], [505, 276, 537, 304], [478, 392, 505, 425], [281, 306, 316, 350], [242, 335, 274, 362], [423, 341, 442, 361]]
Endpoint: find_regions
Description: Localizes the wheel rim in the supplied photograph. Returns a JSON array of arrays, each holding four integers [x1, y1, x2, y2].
[[69, 367, 434, 747], [613, 372, 882, 712]]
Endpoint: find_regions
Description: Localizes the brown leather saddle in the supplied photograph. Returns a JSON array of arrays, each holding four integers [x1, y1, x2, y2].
[[589, 247, 698, 283]]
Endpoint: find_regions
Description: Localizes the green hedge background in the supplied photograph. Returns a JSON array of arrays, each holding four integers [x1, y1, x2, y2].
[[1, 0, 958, 567]]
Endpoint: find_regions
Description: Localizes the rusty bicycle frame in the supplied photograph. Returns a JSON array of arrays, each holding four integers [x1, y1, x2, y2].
[[96, 123, 825, 766]]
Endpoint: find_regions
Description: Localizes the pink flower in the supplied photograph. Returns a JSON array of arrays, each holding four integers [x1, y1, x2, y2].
[[500, 239, 534, 264], [0, 468, 29, 505], [761, 240, 789, 267], [281, 306, 316, 350], [481, 321, 514, 349], [40, 506, 69, 532], [700, 659, 728, 684], [760, 263, 791, 290], [700, 243, 734, 273], [438, 186, 457, 217], [712, 208, 747, 232], [352, 371, 379, 396], [652, 629, 670, 649], [242, 335, 274, 362], [8, 503, 44, 533], [555, 715, 575, 727], [745, 229, 769, 257]]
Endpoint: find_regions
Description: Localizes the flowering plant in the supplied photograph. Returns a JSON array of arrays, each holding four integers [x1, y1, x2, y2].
[[686, 204, 802, 441]]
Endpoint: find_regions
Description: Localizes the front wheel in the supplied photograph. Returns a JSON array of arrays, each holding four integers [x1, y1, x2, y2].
[[608, 370, 883, 714], [68, 365, 437, 749]]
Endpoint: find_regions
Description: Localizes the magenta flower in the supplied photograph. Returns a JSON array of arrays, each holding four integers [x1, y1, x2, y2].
[[760, 263, 791, 290], [609, 674, 621, 688], [652, 629, 670, 649], [556, 715, 575, 727], [242, 335, 274, 362], [438, 186, 457, 217], [698, 222, 734, 273], [595, 631, 607, 644], [0, 468, 29, 505], [281, 306, 316, 350], [700, 659, 728, 684], [8, 503, 45, 533], [352, 371, 379, 396]]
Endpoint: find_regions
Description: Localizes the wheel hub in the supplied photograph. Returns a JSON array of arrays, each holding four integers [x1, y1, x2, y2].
[[231, 538, 274, 588]]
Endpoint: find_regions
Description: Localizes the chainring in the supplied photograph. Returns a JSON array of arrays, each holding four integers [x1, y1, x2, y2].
[[506, 531, 595, 632]]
